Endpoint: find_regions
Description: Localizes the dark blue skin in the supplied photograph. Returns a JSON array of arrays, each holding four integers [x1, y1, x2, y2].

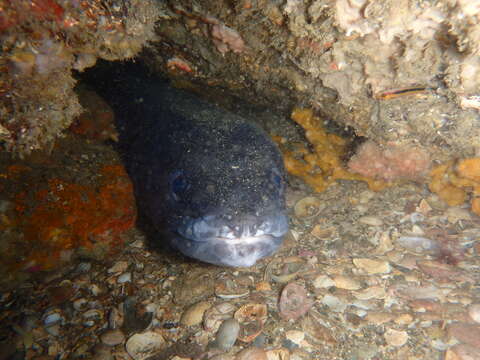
[[94, 66, 288, 267]]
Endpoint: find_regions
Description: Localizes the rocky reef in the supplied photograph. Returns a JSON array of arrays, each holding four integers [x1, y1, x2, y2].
[[0, 0, 159, 155], [3, 0, 480, 164], [147, 0, 480, 163]]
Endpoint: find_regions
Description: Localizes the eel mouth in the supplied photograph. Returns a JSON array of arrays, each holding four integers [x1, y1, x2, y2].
[[170, 213, 289, 267], [170, 234, 285, 267]]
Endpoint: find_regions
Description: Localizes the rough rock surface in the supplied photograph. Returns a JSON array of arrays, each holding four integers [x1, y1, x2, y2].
[[146, 0, 480, 162], [3, 0, 480, 162], [0, 0, 159, 155]]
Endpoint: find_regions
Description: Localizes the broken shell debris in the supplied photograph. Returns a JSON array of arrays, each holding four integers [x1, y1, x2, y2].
[[4, 83, 480, 358], [2, 148, 480, 360]]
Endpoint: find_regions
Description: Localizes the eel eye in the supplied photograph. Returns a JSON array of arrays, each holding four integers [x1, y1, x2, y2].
[[171, 172, 189, 201], [271, 169, 283, 187]]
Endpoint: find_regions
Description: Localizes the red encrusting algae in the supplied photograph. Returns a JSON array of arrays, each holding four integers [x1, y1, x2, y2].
[[8, 164, 136, 272]]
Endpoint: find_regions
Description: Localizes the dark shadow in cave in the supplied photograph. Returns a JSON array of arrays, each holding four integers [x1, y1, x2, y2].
[[78, 60, 203, 267]]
